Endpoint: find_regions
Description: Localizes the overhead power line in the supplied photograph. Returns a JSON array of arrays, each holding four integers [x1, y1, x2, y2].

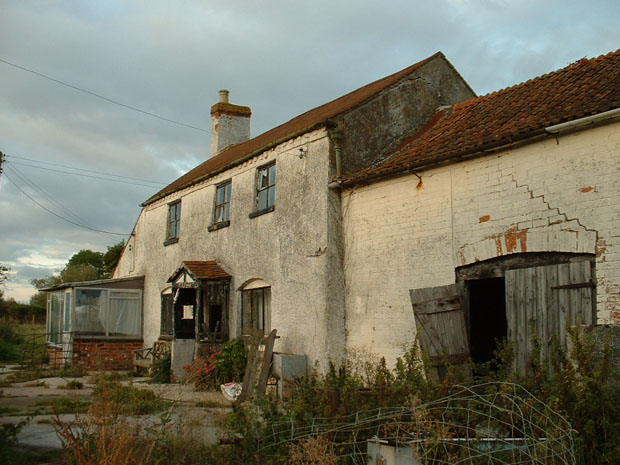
[[2, 171, 129, 237], [5, 160, 164, 188], [0, 57, 211, 133], [5, 154, 166, 185], [7, 164, 98, 230]]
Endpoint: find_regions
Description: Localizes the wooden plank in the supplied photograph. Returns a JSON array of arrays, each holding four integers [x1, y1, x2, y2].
[[535, 265, 547, 370], [410, 283, 470, 381], [557, 263, 570, 349], [256, 329, 277, 397]]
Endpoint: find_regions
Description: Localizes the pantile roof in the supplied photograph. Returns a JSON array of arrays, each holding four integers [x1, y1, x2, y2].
[[144, 52, 445, 205], [173, 261, 231, 281], [343, 49, 620, 186]]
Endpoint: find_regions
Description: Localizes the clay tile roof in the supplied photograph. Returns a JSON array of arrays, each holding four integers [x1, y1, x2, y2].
[[183, 261, 231, 280], [344, 49, 620, 186], [144, 52, 445, 205]]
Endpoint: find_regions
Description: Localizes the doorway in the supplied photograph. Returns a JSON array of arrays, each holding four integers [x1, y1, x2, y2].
[[467, 278, 507, 365], [174, 288, 196, 339]]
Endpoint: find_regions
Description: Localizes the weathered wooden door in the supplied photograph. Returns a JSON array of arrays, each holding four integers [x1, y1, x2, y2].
[[410, 283, 471, 381], [505, 260, 595, 374]]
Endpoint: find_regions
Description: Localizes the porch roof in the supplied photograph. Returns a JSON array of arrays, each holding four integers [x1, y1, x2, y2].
[[167, 261, 231, 283]]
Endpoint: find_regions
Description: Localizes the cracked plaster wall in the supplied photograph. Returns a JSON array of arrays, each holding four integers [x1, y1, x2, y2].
[[115, 128, 346, 370], [342, 122, 620, 365]]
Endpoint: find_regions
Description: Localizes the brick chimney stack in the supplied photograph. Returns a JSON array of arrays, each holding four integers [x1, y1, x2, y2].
[[210, 90, 251, 157]]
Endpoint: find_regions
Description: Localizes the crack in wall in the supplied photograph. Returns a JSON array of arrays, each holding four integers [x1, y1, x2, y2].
[[508, 173, 599, 236]]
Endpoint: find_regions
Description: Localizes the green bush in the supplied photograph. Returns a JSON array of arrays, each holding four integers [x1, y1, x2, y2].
[[150, 353, 172, 384], [0, 320, 24, 362], [215, 338, 246, 383]]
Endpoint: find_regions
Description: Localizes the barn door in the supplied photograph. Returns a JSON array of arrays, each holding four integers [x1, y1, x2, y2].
[[505, 260, 595, 374], [410, 283, 471, 381]]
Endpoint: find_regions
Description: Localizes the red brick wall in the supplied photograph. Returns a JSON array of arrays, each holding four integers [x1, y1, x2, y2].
[[47, 345, 64, 367], [72, 339, 143, 371]]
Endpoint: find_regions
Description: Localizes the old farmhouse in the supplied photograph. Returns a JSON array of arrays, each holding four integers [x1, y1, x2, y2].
[[46, 50, 620, 377]]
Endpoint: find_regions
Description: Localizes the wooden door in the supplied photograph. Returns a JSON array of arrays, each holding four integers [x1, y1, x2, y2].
[[410, 283, 471, 381], [505, 260, 595, 374]]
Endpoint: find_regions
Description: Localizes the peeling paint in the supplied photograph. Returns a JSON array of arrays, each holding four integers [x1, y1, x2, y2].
[[596, 239, 607, 258], [580, 186, 594, 193], [479, 215, 491, 223]]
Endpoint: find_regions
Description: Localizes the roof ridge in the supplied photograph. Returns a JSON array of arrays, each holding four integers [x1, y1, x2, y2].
[[144, 52, 448, 205]]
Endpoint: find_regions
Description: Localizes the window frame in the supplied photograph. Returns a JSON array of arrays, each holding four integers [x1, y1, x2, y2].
[[164, 200, 181, 245], [240, 287, 271, 334], [250, 163, 276, 218], [160, 289, 174, 338], [209, 180, 232, 231], [71, 287, 143, 339]]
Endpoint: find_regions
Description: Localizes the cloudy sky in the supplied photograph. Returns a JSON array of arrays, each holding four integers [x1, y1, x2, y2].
[[0, 0, 618, 302]]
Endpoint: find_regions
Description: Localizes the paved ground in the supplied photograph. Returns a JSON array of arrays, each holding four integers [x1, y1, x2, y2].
[[0, 364, 232, 456]]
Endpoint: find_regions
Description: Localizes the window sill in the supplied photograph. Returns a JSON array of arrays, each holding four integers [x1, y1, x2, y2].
[[249, 205, 275, 219], [208, 220, 230, 232], [163, 237, 179, 246]]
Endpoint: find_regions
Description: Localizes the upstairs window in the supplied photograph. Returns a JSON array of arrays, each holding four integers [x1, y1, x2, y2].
[[251, 163, 276, 217], [210, 181, 231, 230], [165, 200, 181, 244]]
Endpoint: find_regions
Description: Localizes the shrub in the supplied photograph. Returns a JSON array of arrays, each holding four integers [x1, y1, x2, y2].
[[184, 339, 246, 390], [215, 338, 246, 383], [150, 353, 172, 384]]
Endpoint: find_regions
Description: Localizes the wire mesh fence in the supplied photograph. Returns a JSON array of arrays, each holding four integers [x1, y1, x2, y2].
[[18, 331, 72, 368], [259, 382, 575, 464]]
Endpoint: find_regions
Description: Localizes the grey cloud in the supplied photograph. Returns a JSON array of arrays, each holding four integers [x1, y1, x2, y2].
[[1, 0, 618, 301]]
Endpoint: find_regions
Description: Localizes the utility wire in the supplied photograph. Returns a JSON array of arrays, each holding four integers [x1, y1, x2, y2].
[[5, 164, 98, 230], [0, 57, 211, 133], [5, 154, 167, 185], [3, 171, 129, 236], [5, 160, 164, 188]]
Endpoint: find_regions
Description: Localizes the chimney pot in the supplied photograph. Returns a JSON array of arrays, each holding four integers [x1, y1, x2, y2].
[[219, 89, 230, 103]]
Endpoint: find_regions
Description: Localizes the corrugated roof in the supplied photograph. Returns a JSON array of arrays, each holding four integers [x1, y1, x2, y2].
[[144, 52, 445, 205], [343, 49, 620, 186]]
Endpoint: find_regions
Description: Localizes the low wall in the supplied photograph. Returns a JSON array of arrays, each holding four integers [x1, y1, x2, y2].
[[72, 339, 143, 371], [47, 345, 64, 367]]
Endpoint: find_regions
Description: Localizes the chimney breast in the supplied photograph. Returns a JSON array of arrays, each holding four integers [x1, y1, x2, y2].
[[210, 90, 251, 157]]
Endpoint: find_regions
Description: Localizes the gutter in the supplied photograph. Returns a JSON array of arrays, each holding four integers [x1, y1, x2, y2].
[[545, 107, 620, 134]]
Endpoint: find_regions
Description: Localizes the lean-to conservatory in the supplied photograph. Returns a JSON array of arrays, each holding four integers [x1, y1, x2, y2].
[[44, 276, 144, 370]]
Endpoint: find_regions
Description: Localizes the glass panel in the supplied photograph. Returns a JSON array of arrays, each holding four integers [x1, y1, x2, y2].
[[108, 297, 141, 336], [257, 289, 264, 330], [264, 288, 271, 332], [269, 164, 276, 185], [258, 190, 268, 210], [48, 292, 63, 344], [74, 289, 106, 335], [267, 186, 275, 208], [64, 291, 71, 331]]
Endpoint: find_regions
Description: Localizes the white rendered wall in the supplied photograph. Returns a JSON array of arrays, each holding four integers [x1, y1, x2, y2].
[[342, 122, 620, 365], [115, 128, 346, 369]]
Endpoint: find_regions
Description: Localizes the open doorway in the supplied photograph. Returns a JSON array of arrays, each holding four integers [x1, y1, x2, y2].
[[467, 278, 507, 365], [174, 288, 196, 339]]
